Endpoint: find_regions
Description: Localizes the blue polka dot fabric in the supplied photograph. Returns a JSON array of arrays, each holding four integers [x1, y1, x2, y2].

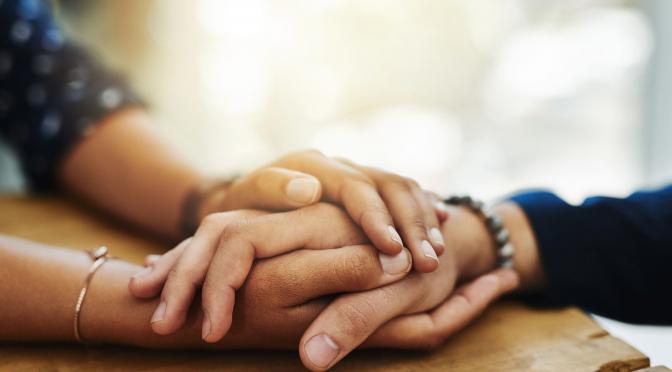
[[0, 0, 142, 189]]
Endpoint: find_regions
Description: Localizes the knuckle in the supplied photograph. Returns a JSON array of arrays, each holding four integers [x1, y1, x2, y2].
[[382, 174, 410, 188], [338, 300, 375, 339], [285, 149, 324, 166], [165, 267, 180, 285], [250, 262, 302, 305], [376, 285, 398, 304], [343, 177, 376, 193], [163, 269, 186, 302], [303, 148, 324, 158], [407, 214, 427, 231], [338, 178, 377, 206], [219, 221, 251, 241], [168, 265, 204, 290], [359, 206, 390, 227], [201, 214, 224, 230], [453, 293, 473, 308], [404, 177, 420, 189], [334, 250, 375, 289]]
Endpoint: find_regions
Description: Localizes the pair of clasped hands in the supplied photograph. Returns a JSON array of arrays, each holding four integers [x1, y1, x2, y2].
[[127, 151, 519, 371]]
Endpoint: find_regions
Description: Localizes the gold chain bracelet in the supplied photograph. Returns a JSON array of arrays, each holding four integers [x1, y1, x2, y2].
[[73, 246, 112, 344]]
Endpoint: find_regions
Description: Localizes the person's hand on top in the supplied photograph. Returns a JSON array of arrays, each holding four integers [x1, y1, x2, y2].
[[204, 150, 449, 271], [129, 204, 413, 343]]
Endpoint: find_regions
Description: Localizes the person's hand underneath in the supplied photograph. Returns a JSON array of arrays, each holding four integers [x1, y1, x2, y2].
[[203, 150, 448, 272], [129, 204, 413, 343], [296, 203, 525, 370]]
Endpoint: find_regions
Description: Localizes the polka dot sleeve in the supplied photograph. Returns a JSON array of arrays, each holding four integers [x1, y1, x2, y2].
[[0, 0, 143, 190]]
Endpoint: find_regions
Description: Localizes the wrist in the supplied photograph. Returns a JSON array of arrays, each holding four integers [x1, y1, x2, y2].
[[448, 205, 498, 280], [196, 186, 228, 222], [494, 202, 544, 293], [179, 178, 233, 239], [447, 201, 542, 294], [82, 260, 205, 348]]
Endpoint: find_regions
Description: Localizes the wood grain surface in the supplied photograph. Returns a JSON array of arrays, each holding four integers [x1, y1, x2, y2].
[[0, 196, 651, 371]]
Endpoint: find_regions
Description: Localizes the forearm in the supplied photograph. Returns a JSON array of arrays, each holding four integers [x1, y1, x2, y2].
[[57, 109, 204, 240], [0, 235, 89, 341], [0, 235, 203, 347]]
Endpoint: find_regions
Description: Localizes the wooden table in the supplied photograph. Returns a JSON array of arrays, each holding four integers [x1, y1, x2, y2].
[[0, 197, 652, 371]]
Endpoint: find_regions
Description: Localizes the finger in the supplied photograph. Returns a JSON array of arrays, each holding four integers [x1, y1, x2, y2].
[[411, 185, 445, 256], [426, 190, 449, 222], [365, 269, 520, 349], [221, 167, 322, 210], [144, 254, 161, 267], [149, 212, 240, 335], [299, 273, 424, 371], [378, 180, 439, 273], [199, 204, 404, 343], [277, 151, 404, 256], [248, 244, 413, 307], [336, 160, 441, 272], [128, 238, 190, 299]]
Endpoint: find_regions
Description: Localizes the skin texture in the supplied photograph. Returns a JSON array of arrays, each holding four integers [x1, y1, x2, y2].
[[0, 201, 534, 370], [296, 202, 537, 370], [130, 202, 538, 370], [133, 204, 412, 343]]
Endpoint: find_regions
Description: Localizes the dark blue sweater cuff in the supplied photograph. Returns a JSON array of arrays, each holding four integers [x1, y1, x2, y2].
[[508, 187, 672, 324], [509, 191, 629, 314]]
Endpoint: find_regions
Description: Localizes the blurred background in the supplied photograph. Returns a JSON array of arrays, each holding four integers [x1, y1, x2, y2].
[[12, 0, 672, 364], [50, 0, 672, 204]]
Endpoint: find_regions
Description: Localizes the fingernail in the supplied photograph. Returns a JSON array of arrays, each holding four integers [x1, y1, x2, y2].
[[421, 240, 439, 262], [379, 248, 412, 274], [286, 178, 320, 204], [133, 266, 153, 279], [387, 225, 403, 247], [151, 301, 166, 324], [305, 334, 340, 369], [202, 310, 211, 340], [435, 201, 449, 213], [429, 228, 445, 247]]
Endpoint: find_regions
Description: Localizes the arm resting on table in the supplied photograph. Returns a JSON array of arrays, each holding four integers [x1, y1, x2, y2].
[[0, 235, 203, 347]]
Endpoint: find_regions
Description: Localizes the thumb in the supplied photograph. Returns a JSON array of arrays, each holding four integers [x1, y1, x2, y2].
[[221, 167, 322, 211], [364, 268, 520, 349]]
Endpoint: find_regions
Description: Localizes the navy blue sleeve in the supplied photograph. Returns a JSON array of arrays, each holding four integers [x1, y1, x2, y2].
[[510, 185, 672, 324], [0, 0, 142, 190]]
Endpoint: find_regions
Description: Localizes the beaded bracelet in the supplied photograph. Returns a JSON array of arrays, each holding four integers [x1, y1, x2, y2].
[[443, 195, 514, 269]]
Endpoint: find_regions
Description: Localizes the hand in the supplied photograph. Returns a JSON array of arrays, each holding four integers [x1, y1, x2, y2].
[[125, 240, 515, 359], [296, 204, 521, 370], [200, 167, 324, 216], [129, 204, 413, 343], [205, 150, 448, 272], [131, 203, 520, 371], [126, 245, 411, 349], [267, 150, 448, 271]]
